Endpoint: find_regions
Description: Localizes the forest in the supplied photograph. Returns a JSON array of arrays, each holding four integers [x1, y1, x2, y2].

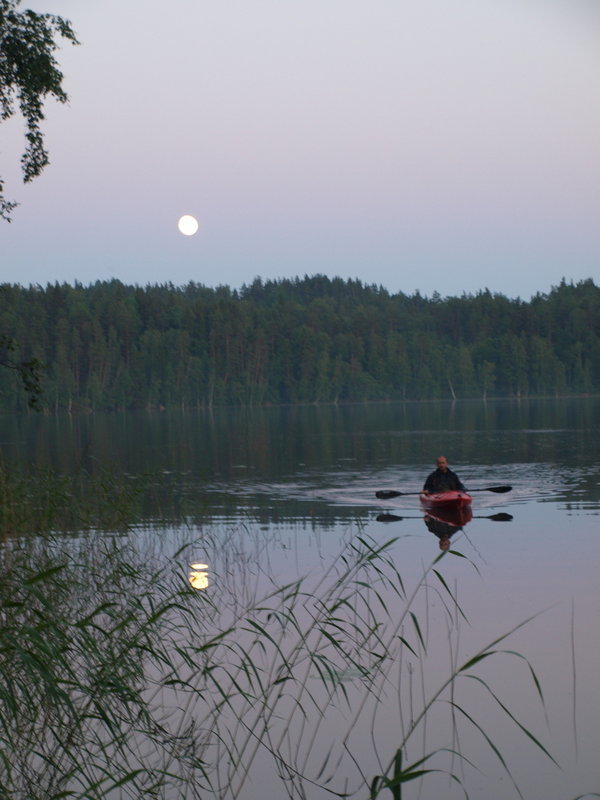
[[1, 275, 599, 412]]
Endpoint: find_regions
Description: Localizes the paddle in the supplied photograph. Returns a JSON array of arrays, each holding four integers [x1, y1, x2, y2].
[[376, 512, 513, 523], [375, 485, 512, 500]]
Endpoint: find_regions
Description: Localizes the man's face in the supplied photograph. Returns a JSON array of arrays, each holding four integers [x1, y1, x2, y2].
[[437, 457, 448, 471]]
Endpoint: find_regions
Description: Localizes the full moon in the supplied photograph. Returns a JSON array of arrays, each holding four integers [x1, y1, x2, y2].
[[177, 215, 199, 236]]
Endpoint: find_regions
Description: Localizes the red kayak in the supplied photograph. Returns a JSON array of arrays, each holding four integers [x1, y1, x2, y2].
[[419, 490, 472, 510]]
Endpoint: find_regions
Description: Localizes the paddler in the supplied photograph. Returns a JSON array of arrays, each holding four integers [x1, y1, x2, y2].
[[422, 456, 466, 494]]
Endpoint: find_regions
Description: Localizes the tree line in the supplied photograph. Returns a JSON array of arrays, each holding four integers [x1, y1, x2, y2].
[[1, 275, 599, 412]]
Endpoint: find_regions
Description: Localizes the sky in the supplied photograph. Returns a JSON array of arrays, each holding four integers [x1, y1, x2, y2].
[[1, 0, 599, 299]]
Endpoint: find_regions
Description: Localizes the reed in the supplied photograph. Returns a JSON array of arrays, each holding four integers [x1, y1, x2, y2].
[[2, 520, 592, 800]]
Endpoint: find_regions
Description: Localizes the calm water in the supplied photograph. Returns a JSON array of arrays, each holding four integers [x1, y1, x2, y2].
[[2, 398, 599, 799]]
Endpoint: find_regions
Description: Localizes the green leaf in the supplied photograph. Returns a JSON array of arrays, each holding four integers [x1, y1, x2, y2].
[[409, 612, 426, 652]]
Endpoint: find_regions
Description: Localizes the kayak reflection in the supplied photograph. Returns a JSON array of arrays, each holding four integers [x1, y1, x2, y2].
[[376, 506, 513, 550], [423, 505, 472, 550]]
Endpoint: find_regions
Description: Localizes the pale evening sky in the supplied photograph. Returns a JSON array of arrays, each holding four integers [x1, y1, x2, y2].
[[1, 0, 599, 299]]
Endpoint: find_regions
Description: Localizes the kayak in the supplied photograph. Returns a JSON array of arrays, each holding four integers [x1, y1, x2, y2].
[[419, 490, 472, 510]]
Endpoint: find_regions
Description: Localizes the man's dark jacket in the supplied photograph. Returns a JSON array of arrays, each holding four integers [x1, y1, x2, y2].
[[423, 468, 465, 493]]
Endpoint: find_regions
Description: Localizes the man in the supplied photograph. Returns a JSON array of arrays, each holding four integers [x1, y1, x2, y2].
[[422, 456, 465, 494]]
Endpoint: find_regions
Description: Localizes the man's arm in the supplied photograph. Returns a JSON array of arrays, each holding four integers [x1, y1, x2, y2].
[[452, 471, 466, 491]]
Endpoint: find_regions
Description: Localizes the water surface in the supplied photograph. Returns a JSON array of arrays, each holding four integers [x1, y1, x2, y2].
[[2, 398, 599, 799]]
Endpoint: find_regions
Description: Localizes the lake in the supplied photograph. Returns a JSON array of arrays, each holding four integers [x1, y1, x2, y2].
[[1, 397, 599, 799]]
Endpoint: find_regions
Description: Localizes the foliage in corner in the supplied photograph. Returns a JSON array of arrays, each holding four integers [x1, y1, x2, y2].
[[0, 0, 78, 220]]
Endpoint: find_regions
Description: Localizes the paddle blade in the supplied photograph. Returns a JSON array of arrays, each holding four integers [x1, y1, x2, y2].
[[376, 513, 404, 522], [376, 490, 403, 499], [486, 485, 512, 493], [487, 512, 513, 521]]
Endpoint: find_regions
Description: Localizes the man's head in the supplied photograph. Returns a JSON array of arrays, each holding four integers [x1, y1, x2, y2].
[[436, 456, 449, 472]]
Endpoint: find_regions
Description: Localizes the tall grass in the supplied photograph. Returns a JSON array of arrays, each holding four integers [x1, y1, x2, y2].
[[2, 519, 592, 800]]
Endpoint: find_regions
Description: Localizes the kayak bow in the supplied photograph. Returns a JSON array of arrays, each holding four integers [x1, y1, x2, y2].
[[419, 490, 472, 510]]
